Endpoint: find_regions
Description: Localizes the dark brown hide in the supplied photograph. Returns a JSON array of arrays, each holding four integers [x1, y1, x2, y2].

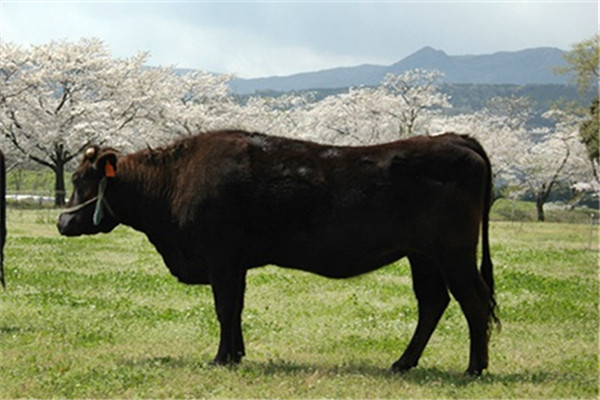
[[57, 130, 497, 375], [0, 150, 5, 288]]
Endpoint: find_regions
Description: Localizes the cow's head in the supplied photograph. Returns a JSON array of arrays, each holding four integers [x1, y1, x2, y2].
[[57, 146, 120, 236]]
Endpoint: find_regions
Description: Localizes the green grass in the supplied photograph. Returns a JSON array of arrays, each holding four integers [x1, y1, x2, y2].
[[5, 168, 55, 195], [1, 208, 598, 399], [490, 198, 599, 224]]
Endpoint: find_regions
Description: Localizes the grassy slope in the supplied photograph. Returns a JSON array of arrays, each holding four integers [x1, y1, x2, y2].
[[0, 208, 598, 399]]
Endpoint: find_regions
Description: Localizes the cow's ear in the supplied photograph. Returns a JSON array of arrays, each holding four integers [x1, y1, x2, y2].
[[84, 146, 98, 162], [94, 151, 118, 179]]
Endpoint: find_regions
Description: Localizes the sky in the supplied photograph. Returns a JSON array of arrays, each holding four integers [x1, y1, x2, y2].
[[1, 1, 597, 79]]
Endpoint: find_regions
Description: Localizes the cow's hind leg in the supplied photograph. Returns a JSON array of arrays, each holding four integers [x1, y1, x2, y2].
[[209, 268, 247, 365], [392, 254, 450, 372], [442, 250, 491, 376]]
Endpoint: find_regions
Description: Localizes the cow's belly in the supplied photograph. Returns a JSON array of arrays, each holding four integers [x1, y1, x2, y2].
[[266, 219, 412, 278], [275, 248, 408, 279]]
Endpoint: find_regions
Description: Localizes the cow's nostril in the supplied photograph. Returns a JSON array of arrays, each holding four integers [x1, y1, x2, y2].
[[57, 213, 76, 236]]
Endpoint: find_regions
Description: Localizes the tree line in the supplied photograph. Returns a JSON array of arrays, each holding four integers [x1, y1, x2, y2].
[[1, 37, 598, 221]]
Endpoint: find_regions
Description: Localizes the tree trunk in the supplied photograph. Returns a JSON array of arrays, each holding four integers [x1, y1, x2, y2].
[[53, 162, 66, 207], [535, 193, 545, 222], [533, 144, 570, 223]]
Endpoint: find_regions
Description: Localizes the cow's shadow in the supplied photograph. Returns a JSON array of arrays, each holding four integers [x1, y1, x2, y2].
[[236, 359, 563, 387], [244, 360, 472, 383], [121, 355, 558, 387], [241, 359, 386, 378]]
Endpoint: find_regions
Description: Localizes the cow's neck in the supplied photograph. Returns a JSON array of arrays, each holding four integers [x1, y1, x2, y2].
[[108, 154, 174, 235]]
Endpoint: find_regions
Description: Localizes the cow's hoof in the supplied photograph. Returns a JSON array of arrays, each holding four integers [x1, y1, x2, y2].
[[465, 367, 484, 377], [210, 359, 240, 368], [391, 359, 416, 373], [210, 358, 227, 366], [211, 354, 243, 367]]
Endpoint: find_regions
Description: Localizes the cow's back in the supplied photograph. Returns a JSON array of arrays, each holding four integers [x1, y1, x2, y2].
[[235, 132, 488, 277]]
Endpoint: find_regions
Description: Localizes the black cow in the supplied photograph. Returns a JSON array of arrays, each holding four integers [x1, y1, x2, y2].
[[57, 130, 498, 375], [1, 150, 6, 288]]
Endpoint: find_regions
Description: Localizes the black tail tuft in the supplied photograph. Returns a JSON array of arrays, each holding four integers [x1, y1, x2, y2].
[[460, 136, 500, 332]]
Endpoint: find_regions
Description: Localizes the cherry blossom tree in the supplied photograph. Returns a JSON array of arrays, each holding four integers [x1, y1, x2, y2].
[[299, 87, 397, 145], [1, 36, 594, 217], [233, 92, 316, 138], [518, 111, 597, 220], [0, 38, 239, 206], [483, 95, 533, 130], [282, 69, 451, 145], [0, 39, 161, 205], [380, 69, 451, 136], [429, 96, 595, 220], [148, 69, 236, 141]]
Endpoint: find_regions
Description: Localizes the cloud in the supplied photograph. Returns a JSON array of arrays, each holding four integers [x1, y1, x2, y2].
[[2, 1, 597, 78]]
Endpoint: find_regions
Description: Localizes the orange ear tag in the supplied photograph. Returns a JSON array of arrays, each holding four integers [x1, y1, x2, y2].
[[105, 162, 116, 178]]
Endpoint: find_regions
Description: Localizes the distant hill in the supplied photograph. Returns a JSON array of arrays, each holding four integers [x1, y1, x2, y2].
[[229, 46, 570, 94]]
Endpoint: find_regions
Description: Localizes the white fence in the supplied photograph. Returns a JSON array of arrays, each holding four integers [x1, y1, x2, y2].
[[6, 192, 56, 206]]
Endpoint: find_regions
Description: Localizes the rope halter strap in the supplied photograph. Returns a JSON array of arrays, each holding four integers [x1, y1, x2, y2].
[[61, 177, 117, 226]]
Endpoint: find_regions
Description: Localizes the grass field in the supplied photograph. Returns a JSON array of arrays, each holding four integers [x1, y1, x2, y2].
[[1, 207, 598, 399]]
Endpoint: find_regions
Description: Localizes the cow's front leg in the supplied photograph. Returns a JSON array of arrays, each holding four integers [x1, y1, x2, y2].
[[209, 267, 247, 365]]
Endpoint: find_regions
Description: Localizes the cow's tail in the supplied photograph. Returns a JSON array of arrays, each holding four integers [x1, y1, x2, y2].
[[1, 150, 5, 289], [480, 146, 500, 332], [461, 136, 500, 332]]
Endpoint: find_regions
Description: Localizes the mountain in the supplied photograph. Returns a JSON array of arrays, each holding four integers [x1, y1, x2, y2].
[[229, 46, 569, 94]]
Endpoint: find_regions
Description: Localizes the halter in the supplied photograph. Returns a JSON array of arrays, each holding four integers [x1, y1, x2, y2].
[[61, 177, 117, 226]]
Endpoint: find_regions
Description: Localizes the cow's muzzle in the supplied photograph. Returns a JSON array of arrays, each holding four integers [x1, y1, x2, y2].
[[57, 178, 117, 236]]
